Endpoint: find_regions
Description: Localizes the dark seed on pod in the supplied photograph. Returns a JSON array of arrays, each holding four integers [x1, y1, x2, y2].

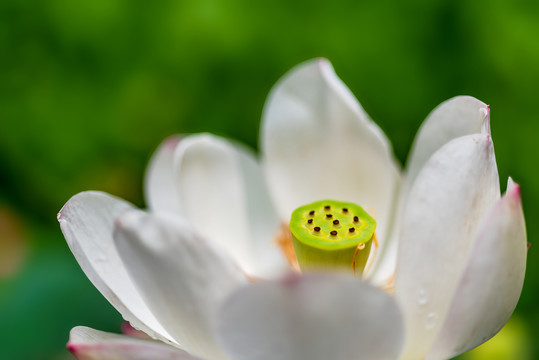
[[333, 220, 339, 225], [307, 219, 313, 224], [330, 230, 338, 236], [326, 214, 333, 219], [349, 227, 355, 233], [314, 227, 321, 232], [353, 216, 359, 222], [342, 208, 349, 213], [309, 210, 315, 216]]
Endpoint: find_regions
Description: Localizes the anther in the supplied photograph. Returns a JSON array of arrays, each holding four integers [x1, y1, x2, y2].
[[324, 205, 331, 210], [326, 214, 333, 219], [349, 227, 355, 233], [330, 230, 338, 236], [357, 243, 366, 250], [333, 220, 339, 225], [314, 226, 321, 232], [309, 210, 315, 216], [353, 216, 359, 222], [342, 208, 348, 213]]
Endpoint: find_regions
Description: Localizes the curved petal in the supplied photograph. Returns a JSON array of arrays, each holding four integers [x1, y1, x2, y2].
[[261, 58, 400, 248], [404, 96, 489, 190], [394, 133, 500, 360], [217, 273, 404, 360], [173, 134, 287, 278], [144, 135, 183, 214], [57, 192, 173, 344], [113, 210, 247, 360], [68, 326, 201, 360], [427, 179, 527, 359], [372, 97, 489, 284]]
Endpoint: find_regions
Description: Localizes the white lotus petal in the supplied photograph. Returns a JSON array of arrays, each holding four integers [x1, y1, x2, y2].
[[261, 58, 400, 250], [145, 135, 183, 214], [394, 133, 500, 360], [68, 326, 200, 360], [217, 273, 404, 360], [173, 134, 287, 278], [113, 210, 247, 360], [57, 192, 173, 344], [427, 179, 527, 359], [404, 96, 489, 190], [372, 97, 489, 285]]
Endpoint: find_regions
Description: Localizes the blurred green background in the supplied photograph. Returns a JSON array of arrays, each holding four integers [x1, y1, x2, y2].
[[1, 0, 538, 359]]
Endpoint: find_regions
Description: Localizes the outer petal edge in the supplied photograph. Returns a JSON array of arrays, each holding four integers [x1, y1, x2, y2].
[[427, 178, 527, 359], [395, 133, 500, 360], [144, 135, 184, 214], [57, 191, 174, 345], [68, 326, 201, 360]]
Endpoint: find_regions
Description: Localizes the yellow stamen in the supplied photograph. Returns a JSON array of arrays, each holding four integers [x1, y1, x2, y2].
[[380, 272, 396, 294], [274, 222, 300, 272], [353, 233, 378, 276], [362, 233, 379, 276]]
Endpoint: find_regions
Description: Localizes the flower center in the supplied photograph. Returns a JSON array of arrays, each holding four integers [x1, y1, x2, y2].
[[289, 199, 376, 274]]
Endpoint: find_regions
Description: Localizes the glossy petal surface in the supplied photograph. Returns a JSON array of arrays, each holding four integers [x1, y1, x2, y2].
[[217, 274, 404, 360]]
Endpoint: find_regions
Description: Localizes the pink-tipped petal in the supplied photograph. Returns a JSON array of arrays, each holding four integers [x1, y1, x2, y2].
[[427, 178, 527, 359], [217, 273, 405, 360], [68, 326, 201, 360], [121, 321, 150, 339]]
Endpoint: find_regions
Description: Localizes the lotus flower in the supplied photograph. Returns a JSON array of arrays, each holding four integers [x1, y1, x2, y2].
[[58, 59, 527, 360]]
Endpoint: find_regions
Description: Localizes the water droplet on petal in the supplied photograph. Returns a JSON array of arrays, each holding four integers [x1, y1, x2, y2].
[[418, 289, 428, 305], [425, 312, 438, 329]]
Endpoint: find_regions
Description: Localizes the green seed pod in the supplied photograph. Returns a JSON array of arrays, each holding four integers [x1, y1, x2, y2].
[[289, 199, 376, 274]]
